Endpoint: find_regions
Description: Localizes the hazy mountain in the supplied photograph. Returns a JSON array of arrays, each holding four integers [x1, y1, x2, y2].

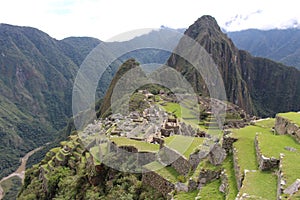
[[228, 28, 300, 69]]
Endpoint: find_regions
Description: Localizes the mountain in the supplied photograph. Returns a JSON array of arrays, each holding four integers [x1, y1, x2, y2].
[[0, 24, 182, 180], [0, 24, 101, 179], [168, 15, 300, 117], [227, 28, 300, 69], [15, 16, 300, 200]]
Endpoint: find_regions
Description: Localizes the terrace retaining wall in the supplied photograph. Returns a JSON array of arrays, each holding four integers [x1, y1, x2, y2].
[[142, 170, 175, 197], [255, 135, 279, 171], [275, 116, 300, 142], [233, 147, 243, 190]]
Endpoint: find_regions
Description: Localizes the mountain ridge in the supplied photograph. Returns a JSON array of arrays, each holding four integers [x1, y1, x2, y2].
[[169, 15, 300, 117]]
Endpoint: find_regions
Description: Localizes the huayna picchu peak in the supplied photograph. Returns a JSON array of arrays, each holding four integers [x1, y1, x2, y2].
[[169, 15, 300, 117], [1, 14, 300, 200]]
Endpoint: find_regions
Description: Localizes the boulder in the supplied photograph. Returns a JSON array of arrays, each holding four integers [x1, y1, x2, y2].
[[208, 144, 227, 165], [175, 182, 189, 192]]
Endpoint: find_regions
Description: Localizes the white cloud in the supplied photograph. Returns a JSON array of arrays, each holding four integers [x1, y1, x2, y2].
[[0, 0, 299, 40]]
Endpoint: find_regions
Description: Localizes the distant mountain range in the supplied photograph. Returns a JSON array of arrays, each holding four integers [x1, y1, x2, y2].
[[228, 28, 300, 69]]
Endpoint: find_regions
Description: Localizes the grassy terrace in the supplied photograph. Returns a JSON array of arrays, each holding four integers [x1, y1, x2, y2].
[[174, 190, 198, 200], [161, 102, 202, 129], [164, 135, 204, 158], [231, 125, 272, 171], [281, 152, 300, 188], [231, 122, 279, 199], [222, 156, 238, 200], [254, 118, 275, 129], [197, 179, 225, 200], [277, 112, 300, 126], [256, 125, 300, 187], [161, 102, 223, 137], [110, 137, 159, 153], [238, 171, 277, 200], [144, 161, 179, 184]]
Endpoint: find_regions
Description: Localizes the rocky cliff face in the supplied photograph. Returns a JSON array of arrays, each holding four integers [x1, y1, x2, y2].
[[168, 15, 300, 117]]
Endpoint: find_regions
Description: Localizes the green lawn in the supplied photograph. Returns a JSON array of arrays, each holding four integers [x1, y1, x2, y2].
[[231, 125, 271, 172], [281, 152, 300, 188], [144, 161, 180, 183], [237, 171, 277, 200], [197, 179, 225, 200], [110, 137, 159, 152], [277, 112, 300, 126], [164, 135, 204, 158], [256, 130, 300, 188], [254, 118, 275, 129], [256, 132, 300, 159], [174, 190, 198, 200]]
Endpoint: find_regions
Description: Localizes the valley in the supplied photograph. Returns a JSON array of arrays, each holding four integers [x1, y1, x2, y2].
[[1, 14, 300, 199]]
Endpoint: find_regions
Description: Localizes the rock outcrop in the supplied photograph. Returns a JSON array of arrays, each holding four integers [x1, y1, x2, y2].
[[275, 115, 300, 142]]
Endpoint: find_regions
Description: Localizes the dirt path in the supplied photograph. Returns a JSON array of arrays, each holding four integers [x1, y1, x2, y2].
[[0, 144, 48, 199]]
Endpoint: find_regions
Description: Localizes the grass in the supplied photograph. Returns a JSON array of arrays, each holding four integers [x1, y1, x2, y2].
[[231, 125, 271, 172], [238, 171, 277, 200], [174, 190, 198, 200], [256, 130, 300, 188], [254, 118, 275, 129], [281, 152, 300, 188], [144, 161, 180, 183], [222, 155, 239, 200], [161, 102, 201, 129], [197, 179, 225, 200], [256, 132, 300, 159], [277, 112, 300, 126], [164, 135, 204, 158], [110, 137, 159, 152]]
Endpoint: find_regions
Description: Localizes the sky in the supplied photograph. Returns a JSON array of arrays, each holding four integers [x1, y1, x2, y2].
[[0, 0, 299, 41]]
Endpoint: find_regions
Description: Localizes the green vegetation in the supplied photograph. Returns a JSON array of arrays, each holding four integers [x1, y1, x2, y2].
[[257, 132, 300, 159], [174, 190, 198, 200], [222, 156, 239, 200], [231, 125, 271, 171], [256, 129, 300, 187], [144, 161, 180, 183], [197, 179, 225, 200], [161, 102, 201, 129], [277, 112, 300, 126], [110, 137, 159, 152], [0, 176, 22, 200], [164, 135, 204, 158], [254, 118, 275, 129], [238, 171, 277, 200]]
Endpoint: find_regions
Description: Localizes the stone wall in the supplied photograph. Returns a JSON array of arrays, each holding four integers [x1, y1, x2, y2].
[[222, 135, 238, 153], [275, 116, 300, 142], [219, 170, 229, 195], [171, 156, 191, 176], [277, 153, 286, 200], [255, 135, 279, 171], [158, 146, 191, 176], [233, 147, 243, 190], [142, 171, 175, 197]]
